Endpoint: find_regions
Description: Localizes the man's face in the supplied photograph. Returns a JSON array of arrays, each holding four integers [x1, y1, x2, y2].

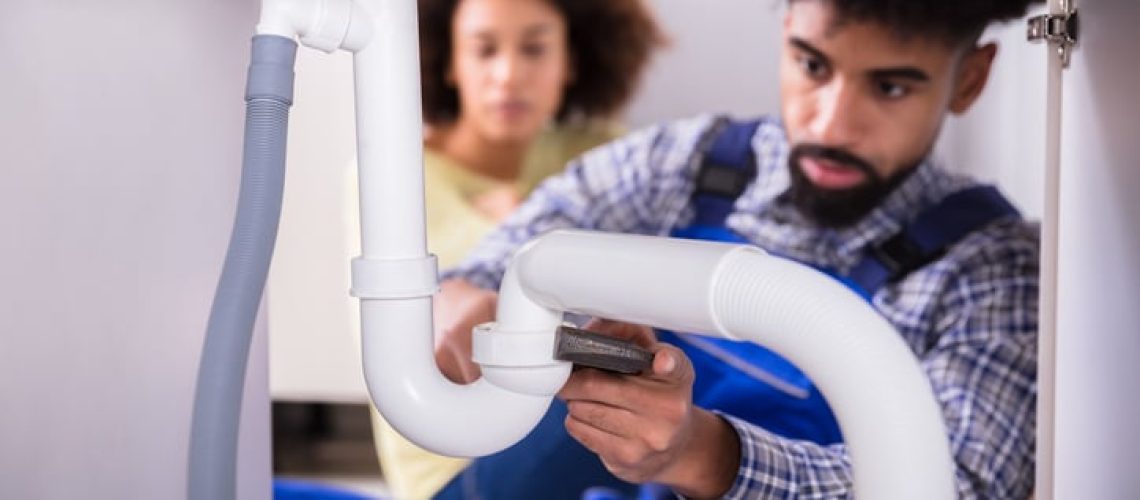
[[779, 1, 990, 226]]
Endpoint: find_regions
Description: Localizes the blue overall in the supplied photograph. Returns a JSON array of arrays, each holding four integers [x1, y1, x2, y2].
[[435, 119, 1019, 500]]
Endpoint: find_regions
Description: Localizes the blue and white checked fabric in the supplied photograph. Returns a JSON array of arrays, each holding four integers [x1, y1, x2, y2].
[[444, 115, 1039, 499]]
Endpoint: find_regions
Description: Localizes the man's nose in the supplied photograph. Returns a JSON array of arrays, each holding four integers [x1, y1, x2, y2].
[[809, 79, 865, 147]]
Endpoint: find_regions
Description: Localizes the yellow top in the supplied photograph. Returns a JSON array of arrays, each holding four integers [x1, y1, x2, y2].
[[372, 123, 620, 499]]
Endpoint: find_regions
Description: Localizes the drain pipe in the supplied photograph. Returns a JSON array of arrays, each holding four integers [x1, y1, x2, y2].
[[343, 0, 572, 457], [480, 229, 957, 499]]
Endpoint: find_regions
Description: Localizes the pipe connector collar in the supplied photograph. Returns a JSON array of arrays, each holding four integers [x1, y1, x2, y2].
[[351, 255, 438, 299]]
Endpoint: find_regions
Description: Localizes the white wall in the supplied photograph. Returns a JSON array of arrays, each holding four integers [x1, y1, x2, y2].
[[0, 1, 270, 498], [1052, 0, 1140, 496], [624, 0, 784, 126], [936, 6, 1049, 219]]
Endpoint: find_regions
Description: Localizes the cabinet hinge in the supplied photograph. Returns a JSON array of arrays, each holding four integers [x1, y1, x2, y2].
[[1028, 5, 1079, 68]]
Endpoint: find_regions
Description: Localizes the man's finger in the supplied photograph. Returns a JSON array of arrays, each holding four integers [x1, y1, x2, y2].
[[647, 344, 693, 385], [564, 411, 644, 473], [565, 399, 639, 439], [558, 367, 615, 400]]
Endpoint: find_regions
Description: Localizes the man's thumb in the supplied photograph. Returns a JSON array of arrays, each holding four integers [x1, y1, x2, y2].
[[657, 351, 677, 374]]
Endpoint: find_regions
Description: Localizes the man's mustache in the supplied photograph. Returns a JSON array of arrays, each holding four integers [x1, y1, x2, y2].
[[789, 144, 880, 184]]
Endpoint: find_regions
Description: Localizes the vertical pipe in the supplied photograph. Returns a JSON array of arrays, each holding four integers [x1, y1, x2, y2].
[[353, 0, 427, 259], [349, 0, 570, 457]]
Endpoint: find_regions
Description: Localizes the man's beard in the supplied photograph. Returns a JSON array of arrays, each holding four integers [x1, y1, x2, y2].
[[786, 144, 915, 228]]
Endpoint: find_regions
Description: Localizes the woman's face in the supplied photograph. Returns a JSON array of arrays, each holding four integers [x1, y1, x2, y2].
[[448, 0, 572, 144]]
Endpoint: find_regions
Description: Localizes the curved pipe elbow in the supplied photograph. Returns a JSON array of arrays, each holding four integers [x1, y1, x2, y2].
[[360, 296, 569, 457], [359, 257, 570, 457], [357, 242, 572, 457]]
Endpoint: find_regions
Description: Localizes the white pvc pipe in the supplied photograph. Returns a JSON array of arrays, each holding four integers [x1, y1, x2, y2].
[[359, 298, 570, 456], [257, 0, 372, 52], [350, 0, 571, 457], [256, 0, 310, 38], [503, 230, 956, 499], [353, 0, 427, 258]]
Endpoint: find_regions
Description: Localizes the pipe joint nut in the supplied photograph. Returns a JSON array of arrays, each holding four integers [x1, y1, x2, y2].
[[473, 322, 571, 396]]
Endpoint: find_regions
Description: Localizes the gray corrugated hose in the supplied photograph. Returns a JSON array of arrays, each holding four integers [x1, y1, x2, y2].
[[188, 34, 296, 500]]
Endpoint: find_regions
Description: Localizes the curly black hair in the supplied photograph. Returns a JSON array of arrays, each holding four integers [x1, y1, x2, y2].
[[799, 0, 1045, 45], [418, 0, 666, 125]]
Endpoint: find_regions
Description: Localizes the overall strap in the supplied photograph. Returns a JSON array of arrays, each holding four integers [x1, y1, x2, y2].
[[672, 117, 762, 239], [848, 185, 1021, 293]]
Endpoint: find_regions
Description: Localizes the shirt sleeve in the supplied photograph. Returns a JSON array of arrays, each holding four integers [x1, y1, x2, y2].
[[720, 224, 1039, 499], [442, 116, 716, 290]]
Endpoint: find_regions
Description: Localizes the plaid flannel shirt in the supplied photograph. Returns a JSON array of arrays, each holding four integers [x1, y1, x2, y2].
[[444, 115, 1039, 499]]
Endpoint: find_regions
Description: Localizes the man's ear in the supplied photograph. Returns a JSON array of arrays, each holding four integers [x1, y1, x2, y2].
[[949, 43, 998, 114]]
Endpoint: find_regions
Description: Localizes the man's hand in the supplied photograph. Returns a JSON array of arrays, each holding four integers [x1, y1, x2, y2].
[[558, 321, 741, 498], [433, 279, 498, 383]]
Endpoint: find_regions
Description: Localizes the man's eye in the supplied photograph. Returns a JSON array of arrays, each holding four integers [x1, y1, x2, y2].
[[877, 81, 909, 99], [797, 55, 828, 79]]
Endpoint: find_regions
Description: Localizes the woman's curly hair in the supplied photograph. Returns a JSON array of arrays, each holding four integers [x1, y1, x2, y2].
[[418, 0, 667, 124], [808, 0, 1045, 44]]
